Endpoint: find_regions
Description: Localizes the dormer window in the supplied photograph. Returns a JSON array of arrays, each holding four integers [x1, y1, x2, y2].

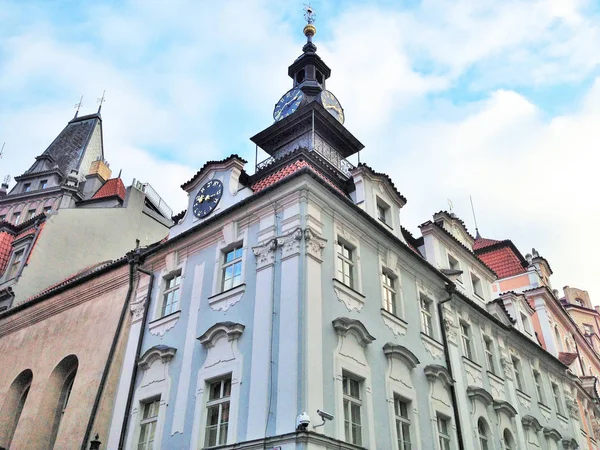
[[584, 324, 594, 335], [6, 249, 24, 280], [574, 297, 584, 307], [39, 180, 48, 189], [23, 183, 31, 192], [27, 209, 36, 221], [448, 254, 462, 284], [376, 198, 390, 226], [520, 312, 531, 335], [12, 212, 21, 225]]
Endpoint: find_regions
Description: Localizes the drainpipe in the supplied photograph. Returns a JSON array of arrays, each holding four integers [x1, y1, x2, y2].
[[80, 258, 136, 449], [437, 282, 465, 450], [118, 252, 155, 450]]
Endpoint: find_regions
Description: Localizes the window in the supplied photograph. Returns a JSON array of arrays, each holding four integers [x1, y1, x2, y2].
[[503, 429, 515, 450], [0, 214, 5, 222], [420, 295, 434, 337], [437, 415, 451, 450], [27, 209, 36, 220], [12, 212, 20, 225], [2, 369, 33, 449], [520, 313, 531, 335], [394, 397, 411, 450], [39, 180, 48, 189], [222, 245, 243, 291], [483, 336, 495, 374], [205, 376, 231, 447], [382, 270, 397, 315], [533, 370, 545, 403], [160, 273, 181, 317], [554, 326, 563, 351], [584, 324, 594, 335], [23, 183, 31, 192], [138, 398, 160, 450], [343, 374, 362, 446], [337, 240, 354, 288], [478, 419, 489, 450], [551, 383, 562, 414], [461, 323, 474, 360], [512, 357, 524, 391], [6, 250, 24, 280], [448, 254, 462, 283], [471, 273, 484, 298], [377, 203, 387, 223], [574, 297, 584, 307], [43, 206, 52, 214]]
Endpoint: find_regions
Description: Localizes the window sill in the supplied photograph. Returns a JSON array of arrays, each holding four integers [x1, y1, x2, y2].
[[487, 371, 504, 383], [557, 412, 569, 423], [149, 310, 181, 337], [381, 308, 407, 336], [462, 356, 482, 370], [421, 332, 444, 360], [538, 402, 551, 414], [516, 389, 532, 409], [208, 283, 246, 312], [332, 278, 365, 312]]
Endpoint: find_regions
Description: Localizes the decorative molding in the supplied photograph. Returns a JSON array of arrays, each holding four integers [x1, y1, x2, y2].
[[207, 283, 246, 311], [332, 317, 375, 346], [467, 386, 493, 406], [543, 427, 562, 441], [556, 413, 569, 431], [443, 315, 458, 344], [463, 357, 483, 387], [333, 279, 365, 312], [148, 311, 181, 337], [252, 239, 277, 270], [138, 345, 177, 370], [383, 343, 420, 369], [562, 438, 578, 449], [421, 333, 444, 360], [500, 350, 513, 380], [522, 415, 543, 432], [488, 373, 505, 400], [566, 399, 579, 419], [493, 400, 517, 417], [516, 390, 532, 410], [424, 364, 454, 387], [538, 402, 552, 422], [130, 300, 145, 322], [276, 227, 303, 259], [198, 321, 245, 348], [304, 228, 327, 261], [381, 309, 408, 337]]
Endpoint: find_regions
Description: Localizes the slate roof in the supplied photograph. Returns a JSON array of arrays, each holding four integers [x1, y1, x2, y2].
[[251, 159, 345, 195], [91, 178, 126, 201], [29, 113, 101, 178], [181, 155, 248, 191]]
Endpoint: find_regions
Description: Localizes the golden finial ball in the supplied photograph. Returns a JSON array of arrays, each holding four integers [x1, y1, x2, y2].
[[303, 24, 316, 38]]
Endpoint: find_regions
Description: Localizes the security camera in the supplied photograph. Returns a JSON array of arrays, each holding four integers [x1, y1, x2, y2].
[[317, 409, 334, 421], [296, 412, 310, 431]]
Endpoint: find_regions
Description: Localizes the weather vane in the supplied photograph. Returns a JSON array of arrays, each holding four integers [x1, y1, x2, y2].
[[304, 3, 316, 24], [3, 175, 11, 185], [74, 95, 83, 118], [447, 198, 454, 212], [97, 90, 106, 113]]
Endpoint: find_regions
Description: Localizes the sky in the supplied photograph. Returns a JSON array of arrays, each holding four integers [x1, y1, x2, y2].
[[1, 0, 600, 301]]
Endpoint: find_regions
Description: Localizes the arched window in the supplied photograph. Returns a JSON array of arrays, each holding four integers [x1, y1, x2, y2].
[[575, 297, 584, 307], [0, 369, 33, 449], [30, 355, 78, 449], [503, 429, 515, 450], [554, 326, 563, 352], [478, 418, 489, 450]]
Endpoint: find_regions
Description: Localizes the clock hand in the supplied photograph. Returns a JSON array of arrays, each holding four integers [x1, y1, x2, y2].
[[275, 93, 301, 120]]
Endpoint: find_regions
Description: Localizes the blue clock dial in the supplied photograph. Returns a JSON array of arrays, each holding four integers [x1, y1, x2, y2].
[[273, 88, 304, 121], [193, 180, 223, 219], [318, 90, 345, 124]]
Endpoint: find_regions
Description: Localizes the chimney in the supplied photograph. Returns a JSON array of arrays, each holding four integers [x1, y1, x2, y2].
[[0, 182, 7, 197], [82, 159, 112, 199]]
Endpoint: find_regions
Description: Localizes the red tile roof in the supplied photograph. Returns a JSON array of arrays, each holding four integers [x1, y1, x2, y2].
[[92, 178, 126, 201], [478, 246, 526, 279], [473, 236, 501, 250], [558, 352, 578, 366], [0, 231, 15, 275], [251, 159, 345, 195]]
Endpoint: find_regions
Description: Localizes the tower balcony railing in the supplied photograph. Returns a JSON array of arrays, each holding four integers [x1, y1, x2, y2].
[[132, 179, 173, 219], [255, 145, 354, 178]]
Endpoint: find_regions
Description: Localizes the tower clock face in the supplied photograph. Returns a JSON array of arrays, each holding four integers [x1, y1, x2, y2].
[[193, 180, 223, 219], [273, 88, 304, 122], [319, 90, 345, 124]]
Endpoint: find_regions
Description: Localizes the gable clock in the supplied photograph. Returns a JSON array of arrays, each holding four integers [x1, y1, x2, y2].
[[193, 179, 223, 218]]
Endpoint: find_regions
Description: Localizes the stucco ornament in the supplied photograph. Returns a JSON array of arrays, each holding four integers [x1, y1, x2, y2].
[[500, 350, 513, 379], [252, 238, 277, 270], [276, 227, 303, 259], [566, 399, 579, 419], [443, 315, 458, 344], [304, 228, 327, 261], [130, 300, 145, 322]]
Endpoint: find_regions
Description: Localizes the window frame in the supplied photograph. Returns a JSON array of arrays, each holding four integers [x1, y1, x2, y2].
[[137, 397, 160, 450], [342, 373, 363, 446], [520, 312, 532, 335], [420, 294, 434, 338], [483, 335, 495, 374], [375, 196, 391, 226], [204, 375, 232, 448], [551, 382, 563, 415], [23, 183, 31, 193], [437, 414, 452, 450], [159, 271, 182, 318], [5, 248, 25, 281], [477, 418, 489, 450], [447, 253, 463, 284], [503, 429, 515, 450], [336, 239, 355, 289], [221, 244, 244, 292], [39, 179, 48, 189], [512, 357, 525, 392], [533, 370, 545, 404], [12, 211, 21, 225], [470, 272, 484, 299], [460, 322, 474, 361], [381, 269, 399, 316], [394, 396, 412, 450]]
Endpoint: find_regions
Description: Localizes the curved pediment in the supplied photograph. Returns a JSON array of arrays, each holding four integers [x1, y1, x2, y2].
[[332, 317, 375, 346], [138, 345, 177, 370], [424, 364, 454, 387], [522, 415, 543, 432], [198, 321, 245, 348], [493, 400, 518, 418], [543, 427, 562, 441], [383, 343, 420, 369], [467, 386, 493, 406]]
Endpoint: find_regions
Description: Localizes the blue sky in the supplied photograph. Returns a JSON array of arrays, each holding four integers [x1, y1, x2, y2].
[[2, 0, 600, 300]]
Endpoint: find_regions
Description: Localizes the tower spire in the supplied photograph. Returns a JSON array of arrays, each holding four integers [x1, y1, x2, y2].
[[303, 4, 317, 52], [74, 95, 83, 118], [97, 90, 106, 113]]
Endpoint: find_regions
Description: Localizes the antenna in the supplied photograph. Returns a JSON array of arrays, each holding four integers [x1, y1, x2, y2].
[[97, 90, 106, 113], [0, 142, 4, 159], [470, 195, 480, 237], [74, 95, 83, 118]]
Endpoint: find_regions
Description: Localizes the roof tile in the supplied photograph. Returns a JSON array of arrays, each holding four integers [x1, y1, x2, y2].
[[473, 236, 502, 250], [92, 178, 126, 201], [251, 160, 345, 195], [478, 246, 526, 279]]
